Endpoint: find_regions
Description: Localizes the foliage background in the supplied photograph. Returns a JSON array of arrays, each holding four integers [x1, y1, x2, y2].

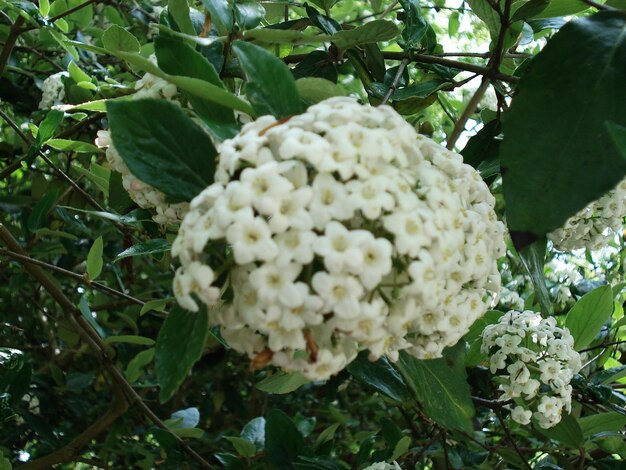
[[0, 0, 626, 468]]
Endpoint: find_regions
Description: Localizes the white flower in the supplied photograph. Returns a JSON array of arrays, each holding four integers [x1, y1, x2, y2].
[[314, 222, 365, 274], [39, 71, 68, 109], [240, 161, 294, 215], [226, 212, 278, 264], [249, 263, 302, 306], [274, 230, 317, 266], [511, 406, 532, 425], [312, 272, 363, 319], [309, 173, 354, 229]]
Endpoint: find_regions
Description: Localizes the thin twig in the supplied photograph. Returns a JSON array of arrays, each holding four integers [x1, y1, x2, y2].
[[20, 0, 99, 32], [381, 57, 409, 105], [0, 248, 145, 306], [495, 408, 532, 470], [579, 0, 614, 10]]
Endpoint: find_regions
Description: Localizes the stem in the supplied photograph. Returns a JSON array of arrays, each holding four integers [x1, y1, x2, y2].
[[381, 57, 409, 105], [0, 14, 25, 78], [20, 0, 98, 32]]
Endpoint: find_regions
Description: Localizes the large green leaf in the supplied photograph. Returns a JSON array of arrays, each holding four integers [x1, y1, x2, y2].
[[579, 412, 626, 438], [537, 413, 584, 447], [565, 285, 613, 350], [168, 0, 196, 35], [86, 236, 103, 280], [232, 40, 302, 118], [265, 409, 306, 469], [107, 99, 217, 202], [518, 238, 553, 316], [101, 24, 140, 53], [155, 306, 210, 402], [501, 12, 626, 242], [396, 344, 475, 431], [534, 0, 588, 19], [155, 36, 238, 140]]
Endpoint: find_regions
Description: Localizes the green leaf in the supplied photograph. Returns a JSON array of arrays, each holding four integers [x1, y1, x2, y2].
[[511, 0, 550, 22], [390, 435, 411, 461], [295, 77, 346, 106], [332, 20, 399, 49], [102, 24, 141, 53], [37, 110, 64, 143], [534, 0, 588, 18], [234, 2, 265, 30], [168, 0, 196, 35], [201, 0, 233, 34], [39, 0, 49, 16], [107, 99, 217, 202], [565, 285, 613, 350], [28, 188, 59, 231], [155, 305, 210, 402], [501, 12, 626, 240], [104, 335, 155, 346], [591, 365, 626, 385], [68, 60, 91, 83], [347, 354, 413, 403], [78, 296, 106, 338], [172, 427, 204, 438], [518, 238, 553, 316], [72, 162, 110, 196], [124, 347, 155, 383], [579, 412, 626, 438], [448, 11, 460, 37], [396, 344, 475, 432], [224, 436, 257, 458], [265, 409, 305, 469], [155, 36, 238, 140], [140, 298, 171, 316], [537, 413, 584, 447], [398, 0, 430, 46], [114, 239, 171, 262], [391, 79, 449, 101], [314, 422, 341, 449], [232, 40, 302, 118], [86, 236, 103, 280], [45, 138, 101, 153], [243, 28, 331, 44], [0, 450, 12, 470], [256, 371, 309, 394]]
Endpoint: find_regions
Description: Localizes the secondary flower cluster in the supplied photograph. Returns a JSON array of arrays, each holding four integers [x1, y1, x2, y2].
[[481, 310, 582, 428], [39, 71, 69, 109], [172, 97, 506, 380], [549, 176, 626, 251], [96, 61, 186, 224]]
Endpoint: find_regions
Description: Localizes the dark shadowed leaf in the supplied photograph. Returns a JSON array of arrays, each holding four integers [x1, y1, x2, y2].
[[501, 12, 626, 238], [107, 99, 217, 202], [265, 409, 305, 469], [347, 353, 412, 402], [155, 305, 210, 402], [232, 40, 302, 118]]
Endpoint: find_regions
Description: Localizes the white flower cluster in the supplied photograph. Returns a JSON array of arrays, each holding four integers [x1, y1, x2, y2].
[[172, 97, 505, 380], [549, 177, 626, 251], [481, 310, 582, 428], [96, 62, 186, 224], [497, 287, 525, 311], [39, 71, 69, 109]]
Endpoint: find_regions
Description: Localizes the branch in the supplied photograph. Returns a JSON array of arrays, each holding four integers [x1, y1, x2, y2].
[[494, 407, 533, 470], [0, 224, 212, 469], [0, 248, 145, 306], [20, 0, 99, 33], [0, 14, 25, 78], [381, 57, 409, 105], [17, 388, 128, 470], [446, 0, 513, 150]]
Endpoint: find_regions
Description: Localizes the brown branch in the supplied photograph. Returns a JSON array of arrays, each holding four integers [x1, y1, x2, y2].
[[17, 388, 128, 470], [381, 57, 409, 105], [0, 248, 145, 307], [0, 224, 213, 469], [0, 14, 25, 78], [494, 407, 532, 470]]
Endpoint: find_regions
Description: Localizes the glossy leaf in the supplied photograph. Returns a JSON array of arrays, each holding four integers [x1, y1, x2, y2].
[[155, 306, 210, 402], [501, 12, 626, 241], [347, 353, 413, 403], [565, 285, 613, 350], [45, 138, 101, 153], [107, 99, 217, 202], [295, 77, 346, 106], [579, 412, 626, 438], [518, 238, 553, 315], [241, 416, 266, 449], [537, 413, 584, 447], [114, 239, 171, 262], [232, 40, 302, 118], [332, 20, 399, 49], [104, 335, 155, 346], [168, 0, 196, 35]]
